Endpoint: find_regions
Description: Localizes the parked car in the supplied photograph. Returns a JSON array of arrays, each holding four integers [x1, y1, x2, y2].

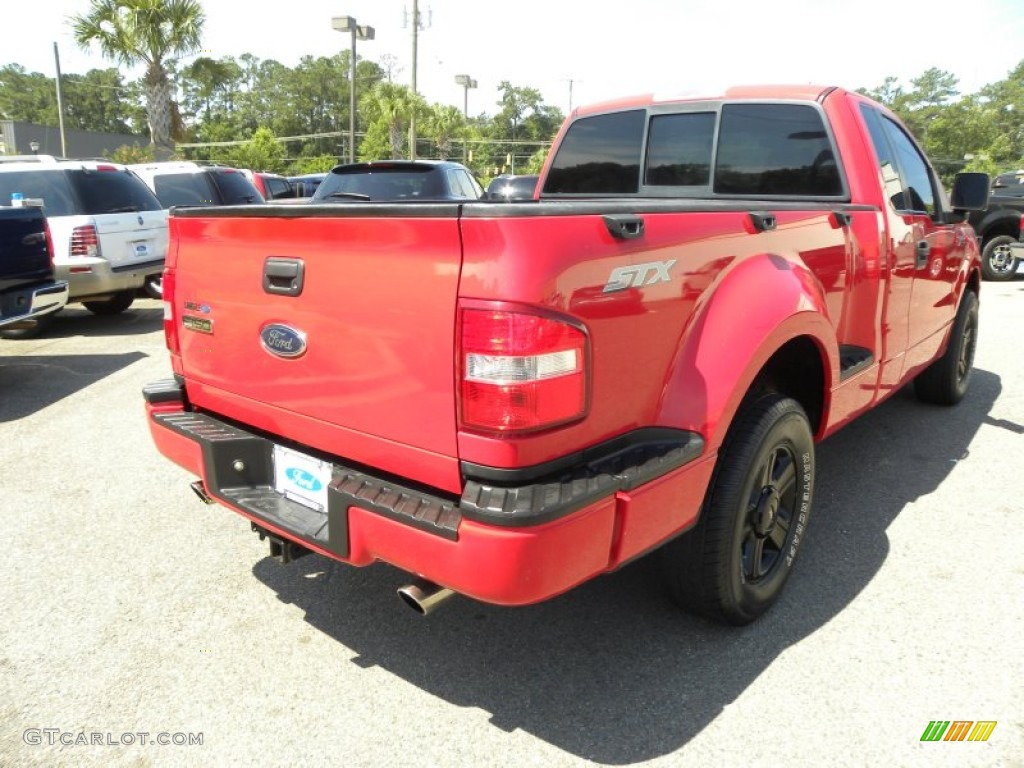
[[287, 173, 327, 198], [966, 171, 1024, 280], [241, 169, 294, 200], [129, 162, 265, 208], [991, 170, 1024, 196], [0, 203, 68, 339], [129, 161, 264, 296], [311, 161, 484, 202], [485, 174, 539, 201], [0, 156, 167, 315]]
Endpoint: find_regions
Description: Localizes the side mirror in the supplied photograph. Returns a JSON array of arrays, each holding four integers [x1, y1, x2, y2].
[[950, 172, 990, 212]]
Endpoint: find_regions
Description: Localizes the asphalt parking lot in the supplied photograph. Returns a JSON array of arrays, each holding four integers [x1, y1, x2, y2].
[[1, 283, 1022, 767]]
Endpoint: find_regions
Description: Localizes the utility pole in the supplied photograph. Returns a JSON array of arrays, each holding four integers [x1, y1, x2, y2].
[[405, 2, 430, 159], [53, 43, 67, 157]]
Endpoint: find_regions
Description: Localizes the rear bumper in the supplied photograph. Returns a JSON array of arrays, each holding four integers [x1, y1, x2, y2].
[[0, 280, 69, 328], [144, 379, 714, 606], [56, 258, 164, 301]]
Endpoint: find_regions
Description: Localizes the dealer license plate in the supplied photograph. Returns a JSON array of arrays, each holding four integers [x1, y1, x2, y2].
[[273, 445, 331, 512]]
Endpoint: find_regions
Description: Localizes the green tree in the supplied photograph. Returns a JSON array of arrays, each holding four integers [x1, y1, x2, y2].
[[360, 83, 426, 159], [425, 104, 465, 159], [63, 68, 136, 134], [71, 0, 205, 159], [109, 142, 154, 163], [0, 65, 58, 124], [180, 56, 242, 123], [226, 127, 288, 173]]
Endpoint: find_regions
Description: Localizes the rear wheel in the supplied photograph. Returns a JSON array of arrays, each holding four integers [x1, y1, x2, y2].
[[662, 394, 814, 625], [83, 291, 135, 315], [980, 235, 1019, 281], [914, 290, 978, 405]]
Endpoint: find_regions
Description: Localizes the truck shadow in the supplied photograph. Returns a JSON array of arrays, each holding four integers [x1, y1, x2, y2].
[[30, 302, 163, 339], [0, 352, 147, 422], [251, 370, 1002, 764]]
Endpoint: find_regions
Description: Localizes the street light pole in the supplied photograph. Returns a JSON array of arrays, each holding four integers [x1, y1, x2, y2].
[[332, 16, 375, 164], [454, 74, 477, 118], [454, 74, 477, 163]]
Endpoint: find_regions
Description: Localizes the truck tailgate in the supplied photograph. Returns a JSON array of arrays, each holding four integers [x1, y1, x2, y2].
[[170, 207, 463, 492]]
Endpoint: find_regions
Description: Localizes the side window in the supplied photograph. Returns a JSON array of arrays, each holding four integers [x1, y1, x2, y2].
[[543, 109, 645, 194], [152, 173, 216, 207], [645, 112, 715, 186], [880, 118, 936, 216], [859, 104, 906, 211], [267, 178, 291, 199], [447, 169, 481, 199], [714, 104, 842, 196]]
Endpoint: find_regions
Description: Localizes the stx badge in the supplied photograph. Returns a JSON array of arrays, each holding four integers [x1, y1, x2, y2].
[[603, 259, 677, 293]]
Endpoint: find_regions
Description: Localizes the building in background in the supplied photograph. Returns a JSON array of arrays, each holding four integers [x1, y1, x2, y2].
[[0, 120, 145, 158]]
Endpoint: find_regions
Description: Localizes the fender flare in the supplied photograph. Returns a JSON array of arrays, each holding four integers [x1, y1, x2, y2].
[[973, 207, 1023, 241], [657, 252, 839, 453]]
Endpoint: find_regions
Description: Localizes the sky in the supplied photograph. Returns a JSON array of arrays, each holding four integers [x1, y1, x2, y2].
[[3, 0, 1024, 117]]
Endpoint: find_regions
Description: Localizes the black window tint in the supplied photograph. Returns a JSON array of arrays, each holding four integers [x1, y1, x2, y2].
[[316, 167, 443, 200], [153, 173, 217, 207], [880, 118, 935, 215], [67, 169, 163, 213], [859, 104, 907, 211], [544, 110, 645, 194], [266, 178, 292, 199], [0, 170, 76, 216], [714, 104, 841, 196], [209, 170, 263, 204], [645, 112, 715, 186]]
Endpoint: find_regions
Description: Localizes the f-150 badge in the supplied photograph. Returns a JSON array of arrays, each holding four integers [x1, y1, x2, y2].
[[603, 259, 677, 293]]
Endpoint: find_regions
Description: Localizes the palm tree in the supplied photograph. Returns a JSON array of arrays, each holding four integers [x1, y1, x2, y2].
[[427, 105, 465, 160], [70, 0, 205, 160], [361, 83, 426, 159]]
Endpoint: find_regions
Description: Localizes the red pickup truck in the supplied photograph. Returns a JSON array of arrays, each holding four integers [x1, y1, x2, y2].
[[144, 85, 988, 625]]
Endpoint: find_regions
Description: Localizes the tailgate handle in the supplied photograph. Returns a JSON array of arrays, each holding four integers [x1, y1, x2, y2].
[[603, 215, 645, 240], [263, 257, 304, 297]]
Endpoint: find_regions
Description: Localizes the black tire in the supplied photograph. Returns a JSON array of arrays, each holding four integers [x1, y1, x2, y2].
[[662, 394, 814, 625], [143, 274, 163, 300], [0, 313, 53, 340], [914, 290, 978, 405], [82, 291, 135, 315], [980, 235, 1019, 281]]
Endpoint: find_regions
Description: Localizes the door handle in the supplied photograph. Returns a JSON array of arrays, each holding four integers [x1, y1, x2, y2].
[[915, 240, 930, 269]]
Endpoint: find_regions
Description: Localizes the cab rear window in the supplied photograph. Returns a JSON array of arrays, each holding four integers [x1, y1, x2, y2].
[[543, 102, 843, 198]]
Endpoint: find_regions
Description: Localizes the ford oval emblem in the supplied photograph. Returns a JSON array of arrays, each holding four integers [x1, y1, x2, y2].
[[137, 215, 144, 226], [285, 467, 322, 492], [260, 323, 307, 359]]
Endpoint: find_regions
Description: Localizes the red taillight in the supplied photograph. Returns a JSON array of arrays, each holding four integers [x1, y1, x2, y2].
[[163, 269, 179, 354], [459, 308, 588, 434], [43, 220, 55, 269], [69, 225, 99, 258]]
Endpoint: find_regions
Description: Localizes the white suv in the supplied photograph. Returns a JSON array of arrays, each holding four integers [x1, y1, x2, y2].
[[0, 156, 168, 314]]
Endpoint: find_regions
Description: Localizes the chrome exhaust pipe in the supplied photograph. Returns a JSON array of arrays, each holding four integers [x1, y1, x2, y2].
[[397, 579, 455, 616]]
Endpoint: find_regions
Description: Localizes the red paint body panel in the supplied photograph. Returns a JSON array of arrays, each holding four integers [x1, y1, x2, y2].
[[147, 85, 982, 608], [169, 213, 464, 494]]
